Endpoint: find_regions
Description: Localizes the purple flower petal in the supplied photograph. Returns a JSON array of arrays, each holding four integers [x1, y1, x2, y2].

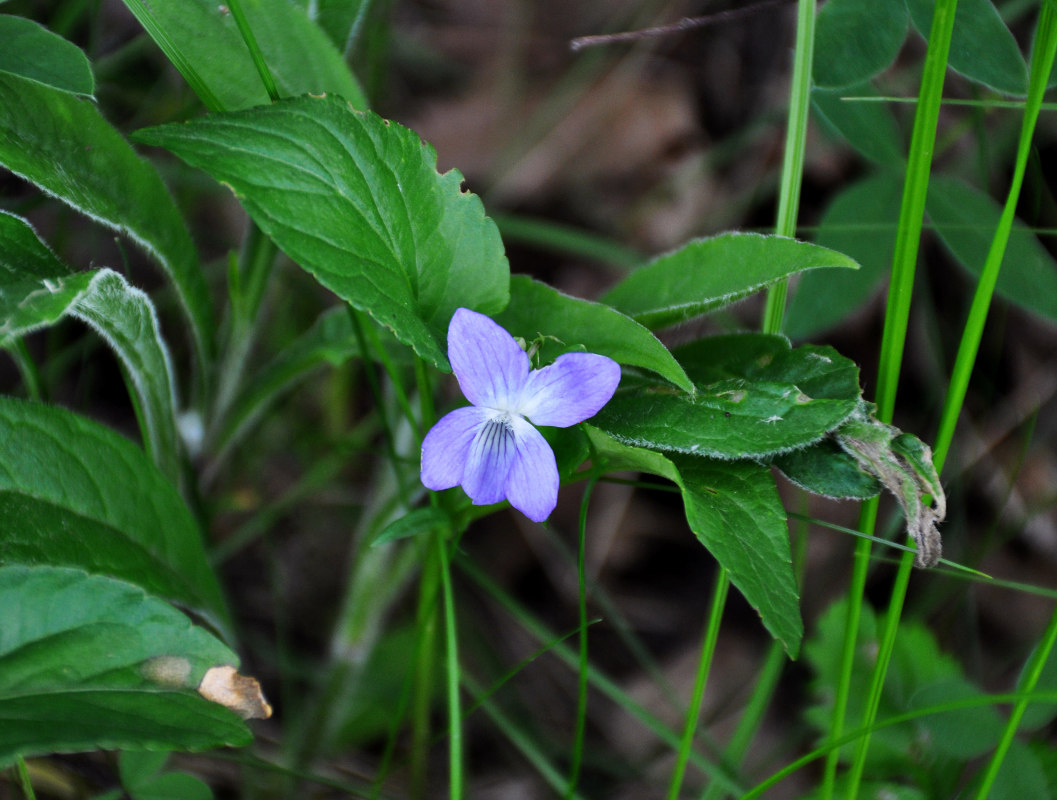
[[448, 308, 529, 410], [420, 406, 488, 491], [517, 352, 621, 428], [505, 417, 559, 522], [461, 414, 518, 505]]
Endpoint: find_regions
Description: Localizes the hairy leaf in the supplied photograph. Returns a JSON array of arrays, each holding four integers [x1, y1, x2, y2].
[[602, 233, 858, 330], [0, 566, 249, 767], [136, 95, 509, 369]]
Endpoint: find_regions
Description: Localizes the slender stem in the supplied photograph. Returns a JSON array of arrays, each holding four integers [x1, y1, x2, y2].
[[974, 602, 1057, 798], [410, 542, 441, 798], [225, 0, 280, 102], [15, 757, 37, 800], [348, 308, 409, 506], [666, 571, 730, 800], [762, 0, 815, 333], [566, 478, 598, 797], [438, 532, 463, 800], [8, 340, 44, 401]]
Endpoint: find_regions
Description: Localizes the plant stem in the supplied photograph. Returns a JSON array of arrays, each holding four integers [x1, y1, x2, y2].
[[15, 757, 36, 800], [566, 478, 598, 797], [974, 602, 1057, 798], [438, 532, 463, 800], [410, 540, 441, 798], [666, 571, 730, 800], [762, 0, 815, 332], [225, 0, 280, 102]]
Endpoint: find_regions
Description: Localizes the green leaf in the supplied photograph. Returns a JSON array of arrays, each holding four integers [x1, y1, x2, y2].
[[135, 95, 509, 369], [585, 428, 802, 656], [592, 334, 862, 460], [0, 72, 212, 368], [0, 213, 181, 482], [213, 306, 360, 459], [120, 752, 214, 800], [121, 0, 366, 112], [0, 398, 230, 636], [494, 275, 692, 392], [813, 0, 907, 88], [601, 233, 859, 330], [927, 176, 1057, 322], [907, 0, 1027, 96], [812, 85, 905, 167], [0, 565, 250, 766], [773, 438, 881, 500], [786, 173, 903, 339], [0, 14, 94, 96]]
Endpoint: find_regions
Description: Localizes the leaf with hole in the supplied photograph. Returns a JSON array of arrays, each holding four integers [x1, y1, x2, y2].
[[0, 565, 250, 767]]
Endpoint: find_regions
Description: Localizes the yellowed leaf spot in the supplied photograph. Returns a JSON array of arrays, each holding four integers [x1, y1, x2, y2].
[[197, 665, 272, 720], [141, 655, 192, 688]]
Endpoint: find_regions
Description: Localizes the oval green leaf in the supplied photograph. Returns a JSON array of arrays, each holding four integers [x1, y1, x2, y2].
[[0, 14, 94, 96], [494, 275, 692, 392], [135, 95, 509, 369], [927, 176, 1057, 322], [0, 72, 212, 368], [601, 233, 859, 330], [907, 0, 1027, 96], [0, 565, 249, 767], [812, 85, 905, 167], [121, 0, 365, 112], [813, 0, 907, 89], [0, 398, 230, 636]]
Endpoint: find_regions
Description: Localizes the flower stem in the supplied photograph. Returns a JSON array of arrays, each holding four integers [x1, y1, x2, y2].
[[438, 531, 463, 800]]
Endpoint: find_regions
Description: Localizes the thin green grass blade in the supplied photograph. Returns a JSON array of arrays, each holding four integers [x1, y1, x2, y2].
[[762, 0, 816, 332], [933, 0, 1057, 474], [823, 1, 961, 798]]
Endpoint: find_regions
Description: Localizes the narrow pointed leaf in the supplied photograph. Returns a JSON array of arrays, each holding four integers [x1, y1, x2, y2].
[[586, 429, 802, 656], [927, 177, 1057, 322], [0, 213, 180, 482], [0, 398, 230, 637], [0, 565, 249, 766], [495, 275, 692, 392], [136, 95, 509, 369], [121, 0, 365, 111], [0, 72, 212, 367], [601, 233, 858, 330], [0, 14, 94, 96]]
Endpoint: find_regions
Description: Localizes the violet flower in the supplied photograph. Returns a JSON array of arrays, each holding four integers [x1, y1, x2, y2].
[[420, 308, 620, 522]]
